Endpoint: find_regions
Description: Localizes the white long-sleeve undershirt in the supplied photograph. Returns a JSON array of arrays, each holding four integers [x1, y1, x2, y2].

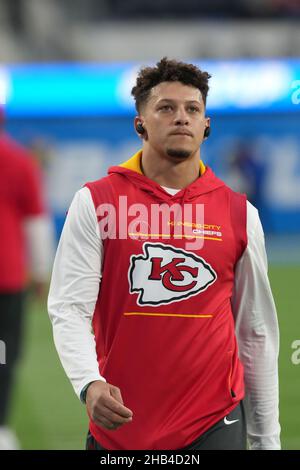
[[48, 186, 280, 450]]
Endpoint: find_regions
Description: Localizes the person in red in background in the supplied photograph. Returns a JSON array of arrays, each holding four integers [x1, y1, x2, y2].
[[0, 106, 54, 449]]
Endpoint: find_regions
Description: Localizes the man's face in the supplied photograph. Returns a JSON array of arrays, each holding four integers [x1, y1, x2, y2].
[[137, 81, 209, 160]]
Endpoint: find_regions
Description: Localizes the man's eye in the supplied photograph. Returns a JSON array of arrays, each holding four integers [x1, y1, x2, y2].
[[160, 105, 172, 111], [188, 106, 200, 112]]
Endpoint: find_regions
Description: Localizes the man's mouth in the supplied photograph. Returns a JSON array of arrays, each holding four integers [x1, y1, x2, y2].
[[169, 130, 193, 137]]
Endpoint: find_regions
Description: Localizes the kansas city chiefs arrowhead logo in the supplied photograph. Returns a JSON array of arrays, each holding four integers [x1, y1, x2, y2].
[[128, 242, 217, 306]]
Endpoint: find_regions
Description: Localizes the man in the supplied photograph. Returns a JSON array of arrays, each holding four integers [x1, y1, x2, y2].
[[0, 108, 54, 449], [48, 58, 280, 450]]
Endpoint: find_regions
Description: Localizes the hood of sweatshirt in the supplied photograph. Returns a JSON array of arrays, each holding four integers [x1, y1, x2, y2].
[[108, 150, 225, 204]]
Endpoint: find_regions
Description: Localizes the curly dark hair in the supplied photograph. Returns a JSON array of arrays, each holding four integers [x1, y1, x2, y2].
[[131, 57, 211, 113]]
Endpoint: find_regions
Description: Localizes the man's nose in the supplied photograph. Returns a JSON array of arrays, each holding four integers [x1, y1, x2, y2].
[[174, 107, 189, 125]]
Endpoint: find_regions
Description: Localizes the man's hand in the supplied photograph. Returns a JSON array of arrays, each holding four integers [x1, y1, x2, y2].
[[86, 380, 133, 431]]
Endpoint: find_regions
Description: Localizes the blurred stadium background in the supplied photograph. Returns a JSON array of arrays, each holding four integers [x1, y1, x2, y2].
[[0, 0, 300, 450]]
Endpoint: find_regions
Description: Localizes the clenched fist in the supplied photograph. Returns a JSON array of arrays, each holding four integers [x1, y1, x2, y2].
[[86, 380, 133, 431]]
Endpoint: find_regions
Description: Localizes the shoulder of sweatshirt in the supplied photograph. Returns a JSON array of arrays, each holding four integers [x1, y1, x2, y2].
[[70, 186, 101, 239]]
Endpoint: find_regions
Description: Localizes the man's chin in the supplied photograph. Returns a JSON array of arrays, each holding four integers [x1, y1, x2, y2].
[[166, 148, 192, 159]]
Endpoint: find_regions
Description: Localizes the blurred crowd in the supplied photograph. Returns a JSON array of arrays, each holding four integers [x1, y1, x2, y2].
[[1, 0, 300, 24], [0, 0, 300, 62]]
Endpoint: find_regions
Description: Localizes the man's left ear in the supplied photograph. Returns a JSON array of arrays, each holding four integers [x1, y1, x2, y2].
[[203, 117, 211, 140]]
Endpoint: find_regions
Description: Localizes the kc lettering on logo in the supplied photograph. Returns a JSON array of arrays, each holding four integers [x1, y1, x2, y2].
[[129, 242, 217, 306], [149, 257, 198, 292]]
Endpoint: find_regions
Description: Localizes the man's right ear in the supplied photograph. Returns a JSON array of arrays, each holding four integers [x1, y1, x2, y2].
[[136, 122, 145, 135], [134, 117, 147, 139]]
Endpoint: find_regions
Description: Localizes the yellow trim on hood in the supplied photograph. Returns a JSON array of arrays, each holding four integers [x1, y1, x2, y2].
[[119, 149, 206, 176], [119, 150, 143, 173], [199, 159, 206, 176]]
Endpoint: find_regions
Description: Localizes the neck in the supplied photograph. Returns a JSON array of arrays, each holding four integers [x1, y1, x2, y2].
[[140, 145, 201, 189]]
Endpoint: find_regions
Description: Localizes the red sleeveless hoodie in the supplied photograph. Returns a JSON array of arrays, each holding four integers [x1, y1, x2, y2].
[[85, 150, 247, 450]]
